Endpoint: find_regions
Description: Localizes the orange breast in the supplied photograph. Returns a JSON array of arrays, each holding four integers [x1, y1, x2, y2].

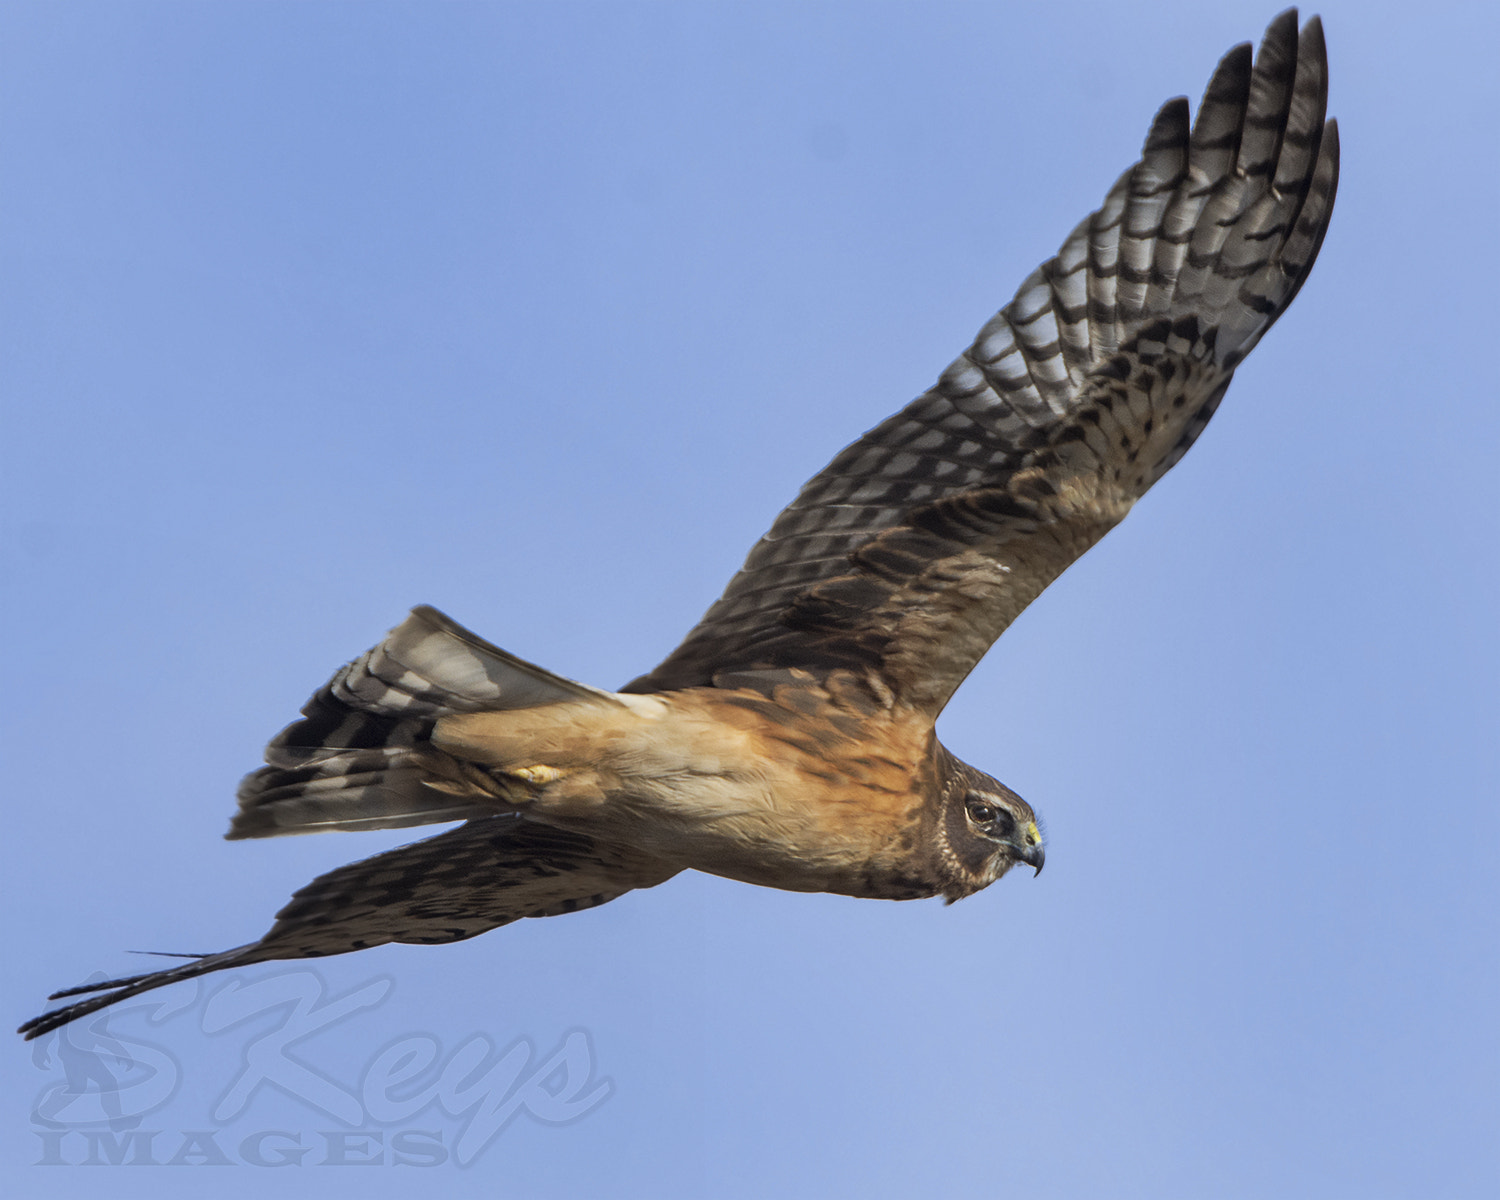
[[432, 677, 943, 895]]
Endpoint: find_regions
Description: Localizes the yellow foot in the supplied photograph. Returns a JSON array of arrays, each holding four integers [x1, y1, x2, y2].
[[508, 764, 567, 784]]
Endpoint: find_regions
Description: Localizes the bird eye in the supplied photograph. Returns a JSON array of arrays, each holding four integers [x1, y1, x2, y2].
[[965, 798, 997, 824]]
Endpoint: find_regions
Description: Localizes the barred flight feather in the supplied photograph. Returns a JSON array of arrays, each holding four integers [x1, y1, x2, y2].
[[626, 10, 1336, 715]]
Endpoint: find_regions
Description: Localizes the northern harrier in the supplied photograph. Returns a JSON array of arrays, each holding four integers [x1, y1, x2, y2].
[[22, 11, 1337, 1039]]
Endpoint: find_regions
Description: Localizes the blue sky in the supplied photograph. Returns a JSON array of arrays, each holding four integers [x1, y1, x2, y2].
[[2, 2, 1495, 1197]]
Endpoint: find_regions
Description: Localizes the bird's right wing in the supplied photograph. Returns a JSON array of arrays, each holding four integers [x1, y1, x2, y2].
[[626, 11, 1337, 718]]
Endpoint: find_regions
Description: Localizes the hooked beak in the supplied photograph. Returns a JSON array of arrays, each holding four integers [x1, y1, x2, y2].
[[1018, 821, 1045, 876]]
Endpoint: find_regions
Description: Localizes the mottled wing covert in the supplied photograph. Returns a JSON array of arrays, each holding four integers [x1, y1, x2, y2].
[[626, 11, 1338, 716]]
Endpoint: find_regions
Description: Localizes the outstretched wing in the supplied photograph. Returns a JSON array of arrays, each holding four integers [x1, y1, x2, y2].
[[626, 12, 1338, 716], [20, 817, 678, 1040]]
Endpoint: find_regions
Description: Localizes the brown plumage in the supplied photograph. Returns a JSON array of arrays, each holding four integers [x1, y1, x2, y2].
[[21, 10, 1337, 1041]]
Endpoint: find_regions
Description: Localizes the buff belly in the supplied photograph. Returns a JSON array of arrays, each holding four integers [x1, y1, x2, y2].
[[431, 686, 940, 899]]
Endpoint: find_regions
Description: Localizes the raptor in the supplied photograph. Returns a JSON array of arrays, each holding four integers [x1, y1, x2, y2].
[[22, 10, 1337, 1040]]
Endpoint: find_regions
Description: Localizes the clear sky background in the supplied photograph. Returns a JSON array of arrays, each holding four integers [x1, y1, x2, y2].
[[2, 2, 1495, 1197]]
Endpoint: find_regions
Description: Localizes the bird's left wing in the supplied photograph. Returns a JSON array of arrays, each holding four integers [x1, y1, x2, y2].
[[20, 817, 678, 1040], [626, 12, 1337, 717]]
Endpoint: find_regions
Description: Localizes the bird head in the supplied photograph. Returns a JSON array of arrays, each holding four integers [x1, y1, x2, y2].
[[934, 756, 1044, 900]]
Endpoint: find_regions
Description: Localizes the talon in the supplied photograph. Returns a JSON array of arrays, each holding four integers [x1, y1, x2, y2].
[[510, 765, 566, 784]]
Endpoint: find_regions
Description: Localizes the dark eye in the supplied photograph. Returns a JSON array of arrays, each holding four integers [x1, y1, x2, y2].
[[965, 798, 997, 824]]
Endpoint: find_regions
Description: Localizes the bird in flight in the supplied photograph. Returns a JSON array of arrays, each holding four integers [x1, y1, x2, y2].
[[22, 10, 1337, 1040]]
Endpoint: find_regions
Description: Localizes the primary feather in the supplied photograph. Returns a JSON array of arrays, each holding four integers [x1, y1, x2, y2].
[[626, 11, 1336, 716]]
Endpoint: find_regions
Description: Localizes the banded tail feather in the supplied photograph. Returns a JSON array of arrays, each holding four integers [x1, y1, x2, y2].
[[229, 606, 618, 840]]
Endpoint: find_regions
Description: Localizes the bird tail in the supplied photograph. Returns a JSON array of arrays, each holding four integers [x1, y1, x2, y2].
[[229, 605, 617, 840]]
